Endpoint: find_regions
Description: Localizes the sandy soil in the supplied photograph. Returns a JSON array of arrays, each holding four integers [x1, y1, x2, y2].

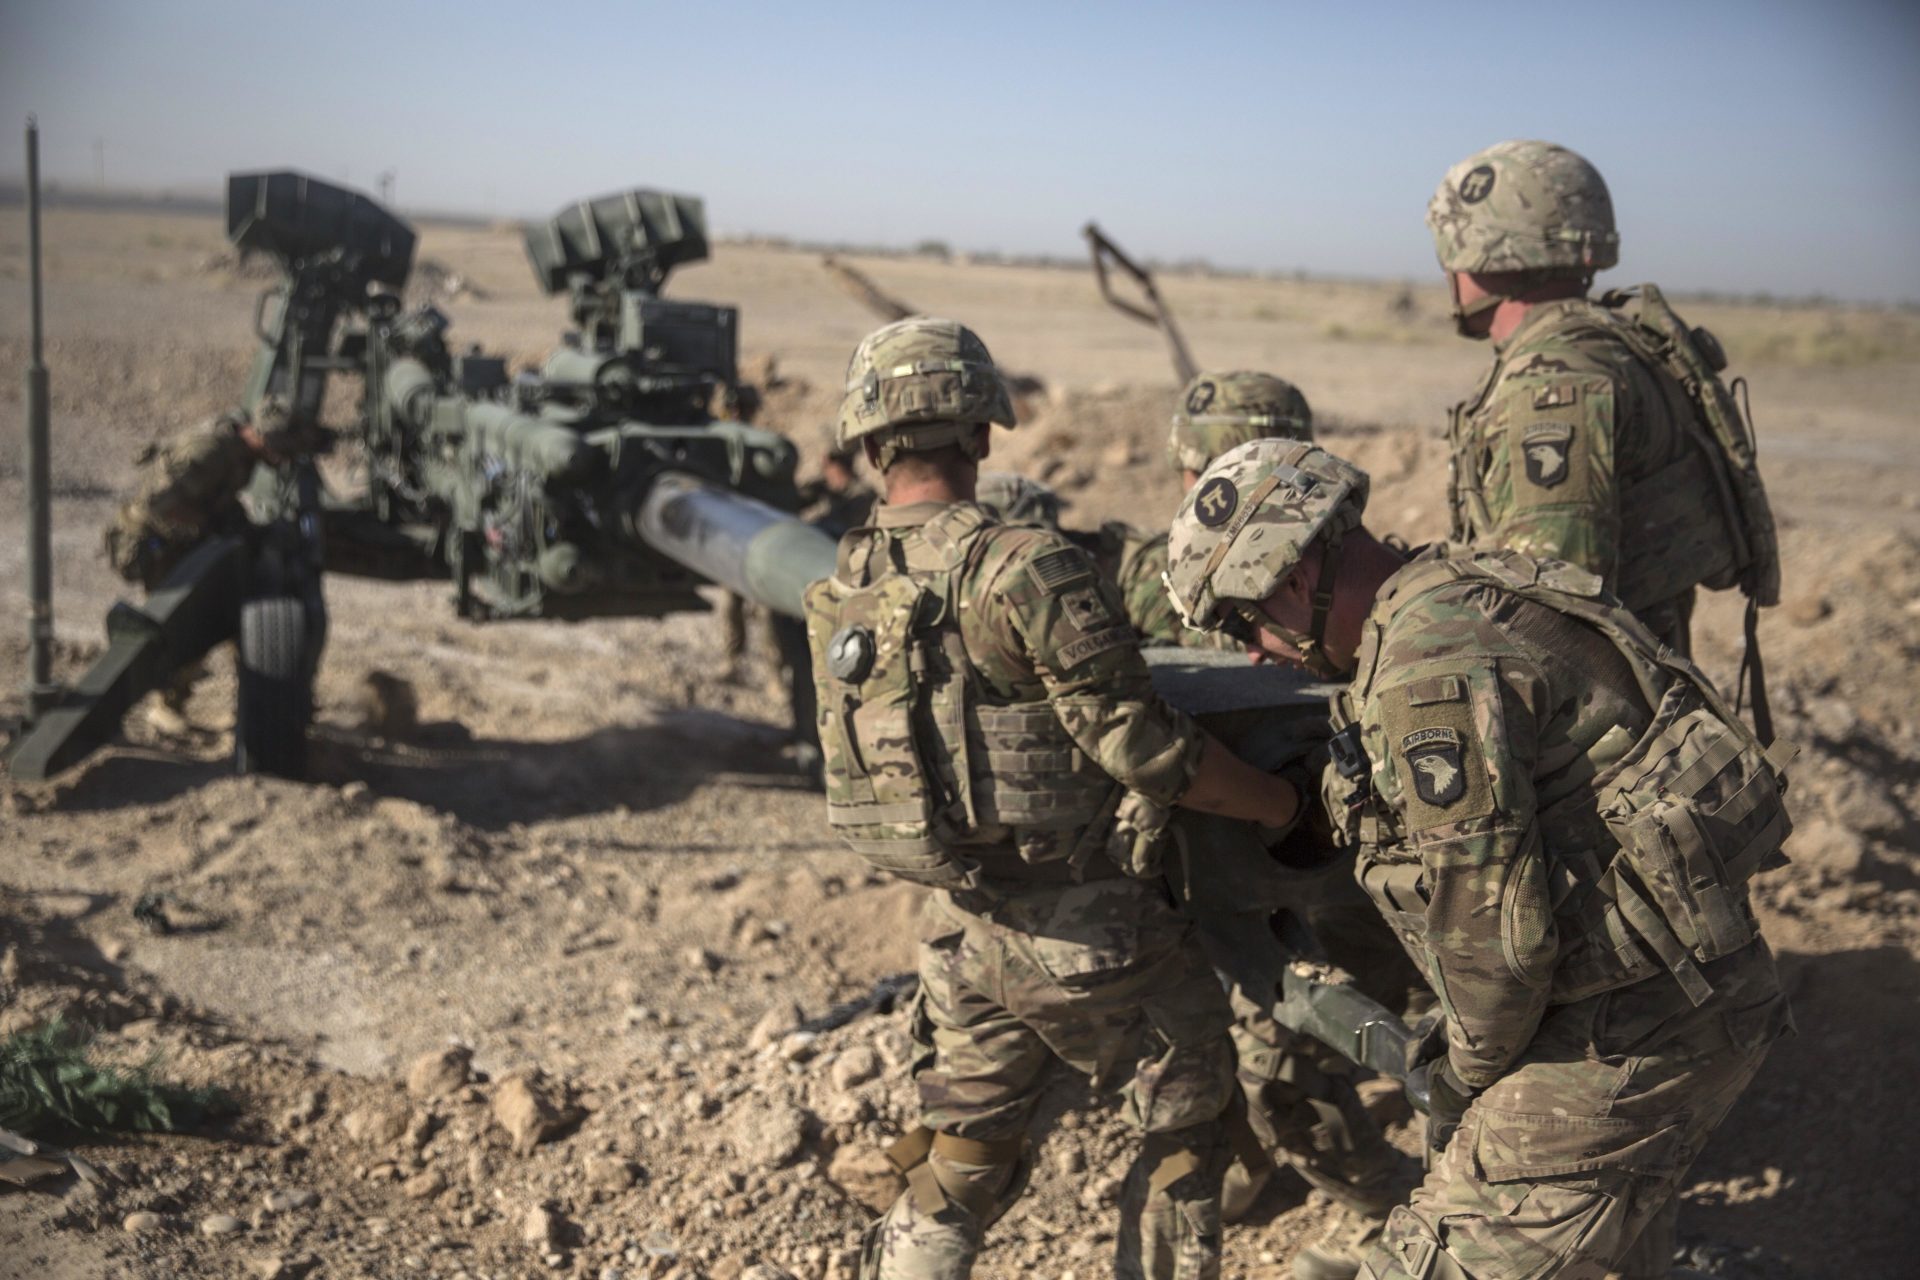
[[1, 205, 1918, 1280]]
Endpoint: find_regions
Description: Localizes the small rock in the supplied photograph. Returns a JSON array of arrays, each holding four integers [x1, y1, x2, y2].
[[778, 1031, 819, 1062], [407, 1045, 474, 1099], [732, 1101, 809, 1167], [343, 1102, 410, 1148], [492, 1074, 569, 1155], [122, 1211, 167, 1234], [200, 1213, 246, 1236], [828, 1045, 879, 1091], [684, 946, 723, 974], [1053, 1143, 1086, 1175], [249, 1259, 288, 1280], [523, 1205, 559, 1247], [585, 1153, 639, 1193], [339, 780, 372, 806], [826, 1143, 902, 1212], [402, 1168, 447, 1200], [872, 1026, 912, 1070], [1101, 441, 1141, 468], [281, 1089, 324, 1129], [749, 1003, 804, 1050], [741, 1266, 799, 1280]]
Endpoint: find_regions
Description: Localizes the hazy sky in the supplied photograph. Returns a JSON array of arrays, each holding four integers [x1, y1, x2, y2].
[[4, 0, 1917, 302]]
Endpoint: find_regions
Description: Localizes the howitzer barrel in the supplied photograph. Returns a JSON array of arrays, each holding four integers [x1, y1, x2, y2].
[[635, 474, 836, 620]]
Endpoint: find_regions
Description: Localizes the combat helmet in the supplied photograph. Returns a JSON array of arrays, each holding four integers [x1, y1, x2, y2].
[[1426, 140, 1619, 277], [837, 317, 1014, 469], [1167, 371, 1312, 473], [1165, 439, 1369, 674], [975, 471, 1065, 528]]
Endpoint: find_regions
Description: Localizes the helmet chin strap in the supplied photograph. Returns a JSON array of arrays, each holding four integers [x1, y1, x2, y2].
[[1449, 289, 1503, 341], [1276, 529, 1351, 680]]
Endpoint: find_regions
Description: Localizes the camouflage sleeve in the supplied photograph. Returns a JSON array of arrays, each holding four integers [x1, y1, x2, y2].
[[1481, 370, 1619, 583], [976, 531, 1203, 806], [138, 424, 255, 541], [1113, 532, 1186, 646], [1365, 635, 1557, 1089]]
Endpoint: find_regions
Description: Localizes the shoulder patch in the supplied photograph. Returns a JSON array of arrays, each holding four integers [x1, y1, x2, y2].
[[1373, 678, 1497, 829], [1029, 546, 1093, 593], [1521, 422, 1575, 489]]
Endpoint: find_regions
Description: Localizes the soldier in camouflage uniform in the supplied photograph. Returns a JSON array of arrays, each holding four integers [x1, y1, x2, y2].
[[1165, 440, 1794, 1280], [104, 399, 304, 589], [104, 399, 309, 732], [805, 318, 1303, 1280], [1429, 140, 1780, 658], [977, 464, 1413, 1272]]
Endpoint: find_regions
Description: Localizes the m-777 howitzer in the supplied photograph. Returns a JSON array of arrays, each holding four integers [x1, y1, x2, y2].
[[8, 172, 839, 783]]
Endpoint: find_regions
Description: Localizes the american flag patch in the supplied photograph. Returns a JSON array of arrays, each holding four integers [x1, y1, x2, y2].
[[1029, 548, 1091, 593]]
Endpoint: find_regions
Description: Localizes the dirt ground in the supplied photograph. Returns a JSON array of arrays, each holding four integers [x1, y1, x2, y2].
[[1, 204, 1918, 1280]]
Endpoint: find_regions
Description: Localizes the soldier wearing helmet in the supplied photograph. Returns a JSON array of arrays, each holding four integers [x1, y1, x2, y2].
[[1430, 139, 1780, 661], [978, 465, 1414, 1258], [104, 396, 312, 590], [805, 318, 1300, 1280], [1168, 370, 1314, 492], [1167, 440, 1792, 1280], [103, 397, 320, 734]]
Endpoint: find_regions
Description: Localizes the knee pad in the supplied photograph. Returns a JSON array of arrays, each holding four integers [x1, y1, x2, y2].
[[884, 1126, 1030, 1228]]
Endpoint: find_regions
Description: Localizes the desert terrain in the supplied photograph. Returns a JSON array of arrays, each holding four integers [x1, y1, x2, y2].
[[2, 201, 1918, 1280]]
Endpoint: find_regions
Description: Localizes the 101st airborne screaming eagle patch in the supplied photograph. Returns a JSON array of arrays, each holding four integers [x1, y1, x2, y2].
[[1402, 727, 1467, 807], [1521, 422, 1574, 489]]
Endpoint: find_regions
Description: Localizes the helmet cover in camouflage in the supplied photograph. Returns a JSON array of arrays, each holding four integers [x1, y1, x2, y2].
[[836, 317, 1014, 463], [1167, 371, 1313, 472], [1164, 440, 1370, 631], [974, 471, 1065, 528], [1427, 140, 1619, 276]]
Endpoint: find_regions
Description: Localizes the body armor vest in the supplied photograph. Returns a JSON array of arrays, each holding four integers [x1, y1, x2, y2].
[[1446, 288, 1780, 618], [1340, 549, 1793, 1008], [804, 505, 1117, 889]]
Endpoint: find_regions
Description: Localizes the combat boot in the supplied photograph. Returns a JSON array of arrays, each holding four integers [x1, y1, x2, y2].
[[1291, 1201, 1387, 1280], [1220, 1150, 1273, 1223]]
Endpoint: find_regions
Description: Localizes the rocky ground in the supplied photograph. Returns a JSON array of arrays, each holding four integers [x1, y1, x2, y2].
[[1, 205, 1917, 1278]]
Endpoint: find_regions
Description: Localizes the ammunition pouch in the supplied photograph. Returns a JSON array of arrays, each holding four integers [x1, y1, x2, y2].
[[1591, 682, 1795, 1005]]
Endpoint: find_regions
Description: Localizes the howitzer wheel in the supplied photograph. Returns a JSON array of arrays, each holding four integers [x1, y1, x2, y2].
[[235, 596, 313, 778]]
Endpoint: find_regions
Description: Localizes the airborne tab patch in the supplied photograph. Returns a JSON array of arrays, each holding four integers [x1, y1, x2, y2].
[[1029, 548, 1092, 593]]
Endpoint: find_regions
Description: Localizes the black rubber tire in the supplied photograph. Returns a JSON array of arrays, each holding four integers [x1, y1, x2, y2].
[[235, 596, 312, 778]]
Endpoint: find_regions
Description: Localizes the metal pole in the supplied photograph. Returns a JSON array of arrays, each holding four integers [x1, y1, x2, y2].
[[25, 115, 57, 714]]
